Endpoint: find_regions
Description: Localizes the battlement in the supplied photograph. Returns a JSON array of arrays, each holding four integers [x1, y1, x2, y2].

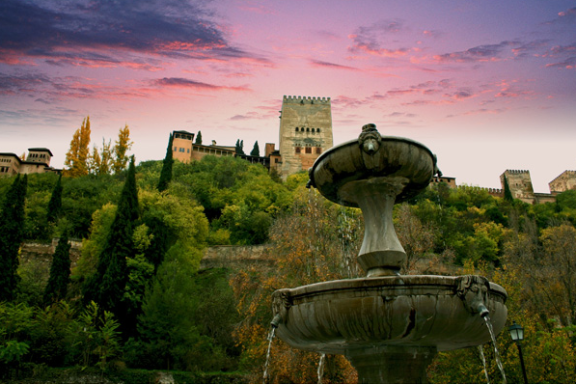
[[283, 95, 331, 105], [504, 169, 530, 174]]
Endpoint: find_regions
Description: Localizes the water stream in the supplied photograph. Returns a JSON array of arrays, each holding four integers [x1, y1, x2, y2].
[[262, 327, 276, 384], [317, 353, 326, 384], [478, 345, 491, 384], [483, 315, 507, 384]]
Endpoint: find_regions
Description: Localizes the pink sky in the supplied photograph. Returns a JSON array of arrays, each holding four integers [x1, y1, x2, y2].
[[1, 0, 575, 192]]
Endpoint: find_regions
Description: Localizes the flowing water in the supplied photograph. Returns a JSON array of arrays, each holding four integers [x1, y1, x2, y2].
[[478, 345, 491, 384], [317, 353, 326, 384], [483, 315, 507, 384], [262, 327, 276, 384]]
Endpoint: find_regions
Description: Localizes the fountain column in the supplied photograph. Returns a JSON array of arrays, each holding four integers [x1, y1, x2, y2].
[[347, 346, 436, 384], [339, 177, 408, 277]]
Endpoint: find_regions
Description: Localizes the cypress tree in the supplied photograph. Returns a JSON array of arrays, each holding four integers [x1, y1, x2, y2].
[[43, 233, 71, 305], [47, 174, 63, 223], [84, 157, 139, 317], [0, 175, 27, 301], [251, 141, 260, 157], [157, 133, 173, 192], [195, 131, 202, 145], [503, 175, 514, 201]]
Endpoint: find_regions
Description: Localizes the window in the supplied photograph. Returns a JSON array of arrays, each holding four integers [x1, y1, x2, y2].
[[317, 129, 321, 133], [316, 148, 322, 154], [295, 127, 299, 132], [187, 148, 190, 153], [295, 147, 301, 154], [179, 148, 185, 152], [306, 128, 310, 132], [305, 147, 312, 154], [174, 147, 177, 151]]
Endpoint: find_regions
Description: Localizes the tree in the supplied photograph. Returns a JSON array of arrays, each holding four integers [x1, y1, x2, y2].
[[64, 116, 91, 177], [47, 174, 63, 224], [503, 175, 514, 201], [235, 139, 245, 155], [89, 139, 113, 175], [112, 124, 132, 174], [195, 131, 202, 145], [0, 175, 27, 302], [250, 141, 260, 157], [157, 133, 173, 192], [43, 234, 71, 305], [83, 157, 139, 318]]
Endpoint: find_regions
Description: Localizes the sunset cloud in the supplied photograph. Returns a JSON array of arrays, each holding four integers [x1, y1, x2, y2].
[[0, 0, 261, 68], [348, 19, 412, 57], [433, 41, 520, 63], [153, 77, 249, 91], [309, 60, 358, 71]]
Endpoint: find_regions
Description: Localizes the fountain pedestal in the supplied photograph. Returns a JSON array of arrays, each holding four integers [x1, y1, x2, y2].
[[271, 124, 508, 384], [347, 346, 436, 384]]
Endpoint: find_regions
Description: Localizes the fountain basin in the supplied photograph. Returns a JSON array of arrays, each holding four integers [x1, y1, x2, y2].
[[272, 275, 507, 355]]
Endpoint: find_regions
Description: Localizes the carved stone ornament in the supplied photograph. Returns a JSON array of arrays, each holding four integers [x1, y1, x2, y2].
[[456, 275, 490, 315]]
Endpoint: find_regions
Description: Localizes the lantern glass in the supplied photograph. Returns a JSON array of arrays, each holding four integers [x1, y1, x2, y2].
[[509, 322, 524, 342]]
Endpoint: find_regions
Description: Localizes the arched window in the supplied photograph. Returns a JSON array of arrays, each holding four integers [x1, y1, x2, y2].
[[306, 128, 310, 132], [295, 127, 299, 132], [317, 128, 321, 133]]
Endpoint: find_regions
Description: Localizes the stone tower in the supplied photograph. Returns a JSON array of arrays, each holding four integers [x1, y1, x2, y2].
[[500, 170, 534, 203], [278, 95, 333, 178]]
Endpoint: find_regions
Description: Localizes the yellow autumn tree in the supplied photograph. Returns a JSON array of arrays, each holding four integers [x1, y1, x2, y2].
[[64, 116, 91, 177], [89, 138, 113, 175], [112, 124, 132, 174]]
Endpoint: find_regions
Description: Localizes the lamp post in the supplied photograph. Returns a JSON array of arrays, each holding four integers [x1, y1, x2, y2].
[[509, 321, 529, 384]]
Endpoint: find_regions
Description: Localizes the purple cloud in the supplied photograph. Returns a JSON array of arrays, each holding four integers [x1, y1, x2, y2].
[[0, 0, 265, 68]]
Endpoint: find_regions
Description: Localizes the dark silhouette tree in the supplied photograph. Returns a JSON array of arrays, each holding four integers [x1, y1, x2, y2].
[[250, 141, 260, 157], [43, 233, 71, 305], [503, 175, 514, 201], [0, 175, 27, 301], [47, 174, 63, 223], [84, 157, 139, 319], [195, 131, 202, 145], [157, 133, 174, 192]]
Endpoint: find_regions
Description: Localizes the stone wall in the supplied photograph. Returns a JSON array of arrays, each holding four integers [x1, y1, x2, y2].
[[20, 238, 83, 270]]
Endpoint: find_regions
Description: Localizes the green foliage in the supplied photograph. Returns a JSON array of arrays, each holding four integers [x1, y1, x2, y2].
[[0, 175, 27, 301], [29, 302, 76, 366], [157, 133, 173, 192], [70, 301, 122, 370], [195, 131, 202, 145], [84, 158, 139, 318], [47, 174, 63, 223], [0, 302, 34, 366], [43, 234, 72, 305]]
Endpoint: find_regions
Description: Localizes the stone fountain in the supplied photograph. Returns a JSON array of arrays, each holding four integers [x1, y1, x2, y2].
[[271, 124, 508, 383]]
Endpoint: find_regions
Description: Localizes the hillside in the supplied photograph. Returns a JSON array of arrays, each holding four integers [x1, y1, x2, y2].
[[1, 155, 575, 383]]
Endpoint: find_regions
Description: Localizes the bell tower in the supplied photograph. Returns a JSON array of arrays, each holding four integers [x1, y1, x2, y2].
[[278, 95, 333, 179]]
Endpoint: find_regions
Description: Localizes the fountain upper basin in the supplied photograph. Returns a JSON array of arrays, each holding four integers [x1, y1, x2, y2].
[[309, 136, 437, 206], [272, 275, 507, 355]]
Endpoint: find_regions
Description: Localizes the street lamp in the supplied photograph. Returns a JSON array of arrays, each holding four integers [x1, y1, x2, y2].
[[509, 321, 529, 384]]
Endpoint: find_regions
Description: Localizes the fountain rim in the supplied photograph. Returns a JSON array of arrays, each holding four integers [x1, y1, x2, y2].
[[276, 275, 508, 303], [309, 135, 438, 185]]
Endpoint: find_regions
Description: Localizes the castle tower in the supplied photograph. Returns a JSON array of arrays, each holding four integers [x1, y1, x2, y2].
[[27, 148, 52, 166], [549, 170, 576, 194], [500, 170, 535, 203], [172, 130, 195, 163], [278, 95, 333, 178]]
